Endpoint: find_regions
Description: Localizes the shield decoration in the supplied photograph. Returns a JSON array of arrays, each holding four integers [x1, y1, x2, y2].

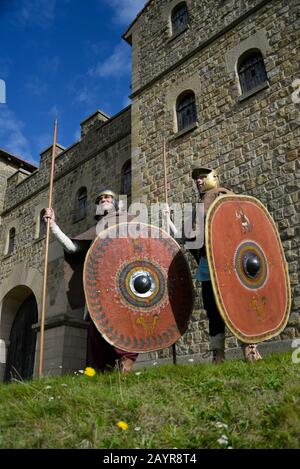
[[83, 222, 194, 352], [205, 195, 291, 343]]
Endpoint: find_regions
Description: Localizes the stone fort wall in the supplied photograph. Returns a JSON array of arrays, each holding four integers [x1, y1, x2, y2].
[[0, 0, 299, 377], [127, 0, 300, 360], [0, 108, 131, 378]]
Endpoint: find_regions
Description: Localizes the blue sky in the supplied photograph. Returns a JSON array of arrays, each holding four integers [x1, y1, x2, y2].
[[0, 0, 146, 165]]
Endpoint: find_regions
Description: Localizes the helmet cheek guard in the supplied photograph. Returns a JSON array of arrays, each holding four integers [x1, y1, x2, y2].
[[203, 171, 219, 191], [192, 166, 219, 192]]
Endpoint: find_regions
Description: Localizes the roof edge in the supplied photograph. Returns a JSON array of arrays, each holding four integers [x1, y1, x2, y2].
[[123, 0, 153, 43], [0, 148, 37, 172]]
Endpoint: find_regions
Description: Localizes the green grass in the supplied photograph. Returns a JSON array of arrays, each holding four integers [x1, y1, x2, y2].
[[0, 352, 299, 448]]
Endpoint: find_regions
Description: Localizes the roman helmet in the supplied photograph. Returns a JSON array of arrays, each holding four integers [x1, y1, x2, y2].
[[95, 189, 119, 220], [95, 189, 118, 205], [191, 166, 219, 192]]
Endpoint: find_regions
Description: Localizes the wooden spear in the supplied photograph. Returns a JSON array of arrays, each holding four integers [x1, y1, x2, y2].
[[162, 137, 177, 365], [38, 118, 58, 377]]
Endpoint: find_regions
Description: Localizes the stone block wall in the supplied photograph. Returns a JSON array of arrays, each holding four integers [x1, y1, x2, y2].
[[0, 0, 299, 376], [127, 0, 270, 93], [0, 159, 22, 215], [129, 0, 300, 359], [0, 107, 131, 378]]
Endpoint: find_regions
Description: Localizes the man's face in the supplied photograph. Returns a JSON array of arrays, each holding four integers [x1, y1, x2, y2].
[[195, 174, 207, 194], [97, 194, 114, 214]]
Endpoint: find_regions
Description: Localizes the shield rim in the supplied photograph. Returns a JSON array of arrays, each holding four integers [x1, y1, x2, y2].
[[83, 221, 194, 352], [205, 194, 291, 344]]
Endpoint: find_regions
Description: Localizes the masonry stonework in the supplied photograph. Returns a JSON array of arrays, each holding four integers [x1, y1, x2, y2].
[[125, 0, 300, 361], [0, 108, 131, 379], [0, 0, 299, 379]]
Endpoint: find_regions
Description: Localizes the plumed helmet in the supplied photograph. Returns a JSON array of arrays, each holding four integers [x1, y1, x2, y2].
[[191, 166, 219, 192], [95, 189, 118, 204]]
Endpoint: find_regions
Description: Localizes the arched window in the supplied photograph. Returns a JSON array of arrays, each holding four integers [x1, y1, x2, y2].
[[172, 2, 189, 36], [176, 90, 197, 132], [39, 209, 46, 238], [75, 187, 87, 221], [7, 228, 16, 255], [121, 160, 131, 197], [238, 50, 268, 94]]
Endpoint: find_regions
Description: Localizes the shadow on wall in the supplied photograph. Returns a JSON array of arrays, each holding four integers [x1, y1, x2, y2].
[[0, 285, 38, 382]]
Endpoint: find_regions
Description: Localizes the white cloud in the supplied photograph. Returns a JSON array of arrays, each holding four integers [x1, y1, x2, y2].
[[83, 40, 110, 58], [104, 0, 147, 25], [67, 76, 96, 108], [15, 0, 56, 28], [25, 76, 48, 97], [0, 106, 35, 163], [74, 87, 95, 105], [89, 42, 131, 78]]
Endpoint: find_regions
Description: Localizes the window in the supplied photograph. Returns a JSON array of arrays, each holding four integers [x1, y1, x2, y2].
[[172, 2, 189, 36], [121, 161, 131, 197], [75, 187, 87, 221], [7, 228, 16, 255], [176, 91, 197, 132], [39, 209, 46, 238], [238, 50, 268, 94]]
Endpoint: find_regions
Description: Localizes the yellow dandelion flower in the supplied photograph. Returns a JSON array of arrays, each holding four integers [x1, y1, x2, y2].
[[117, 421, 128, 431], [84, 367, 96, 377]]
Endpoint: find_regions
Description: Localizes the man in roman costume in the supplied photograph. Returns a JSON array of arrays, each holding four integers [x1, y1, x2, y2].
[[168, 166, 262, 364], [44, 189, 138, 373]]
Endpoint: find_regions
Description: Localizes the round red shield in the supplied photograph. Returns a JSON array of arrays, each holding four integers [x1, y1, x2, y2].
[[83, 222, 194, 352], [206, 195, 291, 343]]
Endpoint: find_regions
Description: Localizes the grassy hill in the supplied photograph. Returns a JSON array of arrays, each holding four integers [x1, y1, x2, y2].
[[0, 352, 299, 449]]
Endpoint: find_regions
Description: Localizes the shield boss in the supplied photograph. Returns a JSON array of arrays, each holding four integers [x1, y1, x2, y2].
[[84, 222, 194, 352], [206, 195, 291, 343]]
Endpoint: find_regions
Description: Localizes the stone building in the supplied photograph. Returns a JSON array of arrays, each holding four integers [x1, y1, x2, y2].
[[0, 110, 132, 380], [0, 0, 299, 381]]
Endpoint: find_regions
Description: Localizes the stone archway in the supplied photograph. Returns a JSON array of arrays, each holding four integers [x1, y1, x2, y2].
[[4, 293, 38, 381], [0, 285, 38, 382]]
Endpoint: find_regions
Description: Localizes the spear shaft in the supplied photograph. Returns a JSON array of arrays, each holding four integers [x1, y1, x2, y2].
[[38, 118, 58, 377], [162, 137, 177, 365]]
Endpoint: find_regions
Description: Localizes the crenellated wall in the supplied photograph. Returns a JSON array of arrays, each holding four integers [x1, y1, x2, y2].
[[0, 107, 131, 377]]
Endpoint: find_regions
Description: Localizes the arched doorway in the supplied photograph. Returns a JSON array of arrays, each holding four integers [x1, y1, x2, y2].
[[4, 293, 38, 381]]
